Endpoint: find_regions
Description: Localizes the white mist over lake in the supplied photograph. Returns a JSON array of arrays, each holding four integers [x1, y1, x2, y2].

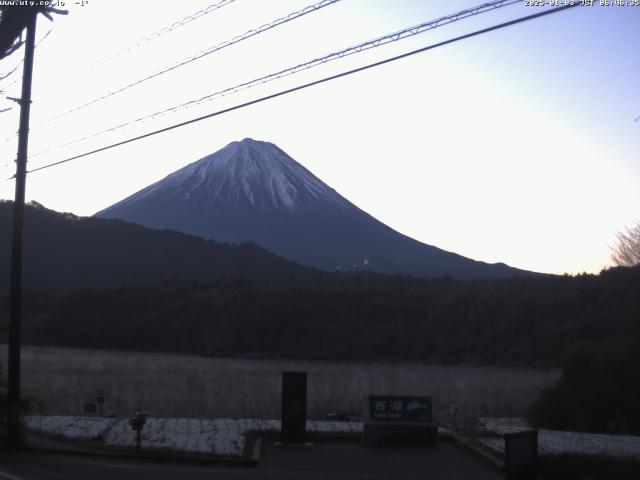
[[1, 346, 560, 422]]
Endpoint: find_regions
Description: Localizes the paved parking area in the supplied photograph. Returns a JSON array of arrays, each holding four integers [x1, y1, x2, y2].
[[0, 439, 503, 480], [261, 439, 503, 479]]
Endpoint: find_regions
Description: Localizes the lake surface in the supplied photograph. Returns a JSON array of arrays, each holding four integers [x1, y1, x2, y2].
[[0, 345, 559, 422]]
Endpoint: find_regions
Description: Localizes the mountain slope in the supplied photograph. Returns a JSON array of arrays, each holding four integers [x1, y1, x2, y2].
[[96, 138, 534, 279], [0, 200, 317, 290]]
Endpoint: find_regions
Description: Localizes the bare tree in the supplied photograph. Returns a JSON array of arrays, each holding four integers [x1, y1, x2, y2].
[[611, 221, 640, 267]]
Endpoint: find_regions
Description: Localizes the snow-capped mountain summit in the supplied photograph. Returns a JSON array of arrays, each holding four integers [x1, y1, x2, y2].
[[96, 138, 532, 279], [123, 138, 350, 212]]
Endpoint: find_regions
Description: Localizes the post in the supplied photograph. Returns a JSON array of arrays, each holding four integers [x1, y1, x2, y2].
[[7, 11, 37, 449], [96, 389, 104, 416], [128, 413, 148, 455], [505, 430, 538, 480], [281, 371, 307, 444]]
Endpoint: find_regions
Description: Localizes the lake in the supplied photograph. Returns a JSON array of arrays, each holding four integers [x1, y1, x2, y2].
[[0, 345, 559, 423]]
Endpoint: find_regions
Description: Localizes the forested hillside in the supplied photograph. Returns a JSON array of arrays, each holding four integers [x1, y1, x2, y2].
[[2, 265, 637, 367], [0, 201, 317, 289]]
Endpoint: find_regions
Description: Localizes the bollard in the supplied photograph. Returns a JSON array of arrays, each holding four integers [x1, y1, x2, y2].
[[505, 430, 538, 480]]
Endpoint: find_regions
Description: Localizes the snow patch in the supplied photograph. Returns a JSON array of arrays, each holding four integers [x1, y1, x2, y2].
[[25, 415, 363, 457], [477, 418, 640, 460]]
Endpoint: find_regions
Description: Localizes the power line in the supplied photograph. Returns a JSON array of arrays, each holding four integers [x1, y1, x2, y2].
[[0, 26, 53, 92], [17, 4, 578, 179], [33, 0, 342, 128], [0, 60, 22, 83], [29, 0, 520, 158], [0, 1, 229, 142], [83, 0, 236, 71], [0, 25, 54, 148]]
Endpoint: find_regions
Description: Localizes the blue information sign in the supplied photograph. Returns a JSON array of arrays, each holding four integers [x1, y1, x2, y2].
[[368, 395, 433, 423]]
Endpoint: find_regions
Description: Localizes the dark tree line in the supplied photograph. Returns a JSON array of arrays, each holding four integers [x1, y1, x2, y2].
[[0, 265, 637, 366], [2, 265, 638, 433]]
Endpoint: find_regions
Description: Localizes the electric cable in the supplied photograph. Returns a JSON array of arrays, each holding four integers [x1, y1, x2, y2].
[[84, 0, 236, 71], [12, 3, 578, 180], [33, 0, 342, 128], [0, 26, 53, 92], [29, 0, 520, 158]]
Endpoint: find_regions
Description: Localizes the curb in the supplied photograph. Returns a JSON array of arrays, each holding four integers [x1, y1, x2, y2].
[[451, 433, 505, 471], [22, 432, 259, 467], [250, 436, 262, 463], [21, 444, 259, 467]]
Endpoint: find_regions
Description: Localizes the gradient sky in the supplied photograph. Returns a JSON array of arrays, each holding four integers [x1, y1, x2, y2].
[[0, 0, 638, 275]]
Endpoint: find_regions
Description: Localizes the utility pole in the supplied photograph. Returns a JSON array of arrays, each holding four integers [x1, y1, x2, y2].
[[7, 10, 37, 449]]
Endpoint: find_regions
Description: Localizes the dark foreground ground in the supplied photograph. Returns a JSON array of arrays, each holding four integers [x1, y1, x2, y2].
[[0, 440, 502, 480]]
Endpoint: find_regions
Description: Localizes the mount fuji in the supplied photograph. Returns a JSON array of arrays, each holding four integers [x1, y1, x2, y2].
[[95, 138, 532, 279]]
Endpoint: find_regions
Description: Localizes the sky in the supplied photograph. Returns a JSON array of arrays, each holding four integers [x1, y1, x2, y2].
[[0, 0, 638, 275]]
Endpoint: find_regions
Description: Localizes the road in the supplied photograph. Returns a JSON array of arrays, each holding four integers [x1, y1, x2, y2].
[[0, 441, 503, 479]]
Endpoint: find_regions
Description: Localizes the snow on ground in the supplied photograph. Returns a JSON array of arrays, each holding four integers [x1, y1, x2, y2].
[[25, 415, 640, 461], [24, 416, 362, 457], [24, 416, 117, 441], [477, 418, 640, 460]]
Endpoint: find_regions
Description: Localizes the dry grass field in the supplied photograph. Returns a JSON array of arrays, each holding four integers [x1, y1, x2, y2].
[[0, 345, 559, 422]]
